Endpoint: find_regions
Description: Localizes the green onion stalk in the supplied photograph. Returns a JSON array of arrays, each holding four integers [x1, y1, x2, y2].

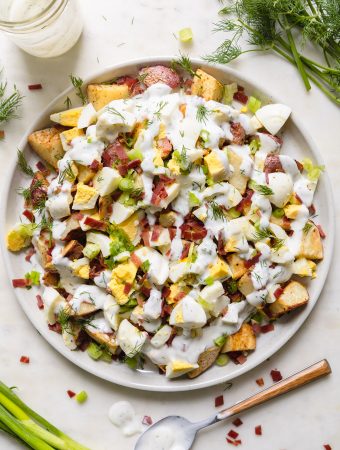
[[206, 0, 340, 105], [0, 381, 90, 450]]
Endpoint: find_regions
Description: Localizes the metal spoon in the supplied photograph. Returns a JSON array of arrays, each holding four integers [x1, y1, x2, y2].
[[135, 359, 331, 450]]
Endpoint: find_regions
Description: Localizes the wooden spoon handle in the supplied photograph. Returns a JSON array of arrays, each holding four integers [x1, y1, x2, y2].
[[217, 359, 331, 421]]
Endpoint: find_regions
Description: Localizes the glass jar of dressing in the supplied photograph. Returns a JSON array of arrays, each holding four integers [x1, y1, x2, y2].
[[0, 0, 83, 58]]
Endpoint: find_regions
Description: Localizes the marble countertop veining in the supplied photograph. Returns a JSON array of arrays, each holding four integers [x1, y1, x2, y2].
[[0, 1, 340, 449]]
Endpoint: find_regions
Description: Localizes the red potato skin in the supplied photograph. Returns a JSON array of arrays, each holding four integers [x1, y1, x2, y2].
[[139, 65, 181, 89], [264, 154, 284, 173], [230, 122, 246, 145]]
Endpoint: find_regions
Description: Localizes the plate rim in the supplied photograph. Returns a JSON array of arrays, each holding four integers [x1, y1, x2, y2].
[[0, 56, 335, 392]]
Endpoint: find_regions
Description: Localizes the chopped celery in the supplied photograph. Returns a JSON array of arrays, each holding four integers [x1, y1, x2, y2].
[[119, 178, 134, 192], [302, 158, 324, 181], [108, 226, 134, 258], [248, 179, 257, 190], [198, 296, 211, 311], [127, 148, 143, 161], [247, 96, 261, 113], [75, 391, 87, 404], [226, 280, 238, 294], [204, 276, 214, 286], [25, 271, 40, 286], [227, 207, 241, 219], [216, 354, 229, 366], [249, 138, 261, 155], [179, 27, 193, 42], [83, 242, 100, 260], [87, 342, 102, 360], [206, 177, 214, 186], [272, 208, 285, 219], [189, 192, 201, 207], [214, 335, 227, 347], [141, 260, 150, 273], [222, 83, 238, 104], [124, 355, 138, 369]]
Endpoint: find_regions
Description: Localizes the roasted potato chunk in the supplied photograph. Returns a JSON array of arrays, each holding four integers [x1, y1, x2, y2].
[[85, 328, 118, 354], [191, 69, 224, 101], [87, 84, 129, 111], [222, 323, 256, 353], [227, 253, 247, 280], [28, 127, 64, 169], [298, 222, 323, 260], [238, 271, 254, 296], [268, 281, 309, 317], [187, 347, 220, 379]]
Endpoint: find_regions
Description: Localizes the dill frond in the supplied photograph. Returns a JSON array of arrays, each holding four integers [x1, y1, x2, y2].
[[0, 87, 23, 124], [171, 53, 196, 77], [17, 150, 34, 177], [106, 106, 126, 123], [196, 105, 211, 124], [209, 201, 227, 222], [69, 74, 87, 105], [153, 101, 168, 120], [303, 221, 312, 234], [254, 184, 274, 196], [58, 161, 76, 184]]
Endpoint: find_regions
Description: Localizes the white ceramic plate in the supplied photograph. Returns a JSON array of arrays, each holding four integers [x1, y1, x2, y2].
[[0, 57, 334, 392]]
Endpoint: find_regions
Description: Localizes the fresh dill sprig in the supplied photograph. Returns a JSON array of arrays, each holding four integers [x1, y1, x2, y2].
[[69, 74, 87, 105], [209, 201, 227, 222], [253, 184, 274, 196], [64, 96, 72, 109], [196, 104, 211, 124], [272, 237, 285, 252], [303, 221, 312, 234], [17, 150, 34, 177], [171, 53, 196, 77], [17, 180, 43, 202], [58, 161, 76, 184], [153, 101, 168, 120], [253, 227, 272, 240], [0, 85, 23, 124], [106, 106, 126, 123]]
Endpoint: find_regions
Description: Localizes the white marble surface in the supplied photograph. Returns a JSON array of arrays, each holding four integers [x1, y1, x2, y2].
[[0, 1, 340, 449]]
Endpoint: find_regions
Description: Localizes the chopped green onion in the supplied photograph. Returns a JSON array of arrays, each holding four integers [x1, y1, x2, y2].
[[127, 148, 143, 161], [226, 280, 238, 294], [75, 391, 87, 404], [189, 192, 201, 207], [214, 335, 227, 347], [87, 342, 102, 360], [178, 27, 193, 43], [272, 208, 285, 219], [204, 276, 214, 286], [25, 271, 40, 286], [249, 138, 261, 155], [227, 207, 241, 219], [141, 260, 150, 273], [222, 83, 238, 104], [119, 178, 134, 192], [83, 242, 100, 260], [247, 96, 261, 113], [216, 354, 229, 366], [197, 296, 211, 311], [124, 355, 138, 369], [206, 177, 214, 186]]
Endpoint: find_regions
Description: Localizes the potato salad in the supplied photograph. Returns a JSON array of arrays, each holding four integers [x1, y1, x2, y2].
[[7, 64, 325, 379]]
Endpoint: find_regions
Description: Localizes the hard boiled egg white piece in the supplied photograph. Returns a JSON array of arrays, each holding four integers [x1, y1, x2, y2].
[[255, 104, 291, 135]]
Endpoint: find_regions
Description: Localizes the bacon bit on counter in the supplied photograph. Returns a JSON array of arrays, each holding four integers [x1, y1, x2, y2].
[[232, 418, 243, 427], [142, 415, 153, 425], [274, 286, 284, 299], [261, 323, 275, 333], [256, 377, 264, 387], [324, 445, 332, 450], [317, 224, 326, 238], [0, 130, 4, 139], [255, 425, 262, 435], [226, 438, 242, 446], [228, 430, 239, 439], [270, 369, 283, 382], [12, 278, 29, 288], [28, 84, 42, 90], [67, 390, 76, 398], [20, 356, 30, 364], [214, 395, 224, 407], [36, 294, 44, 310]]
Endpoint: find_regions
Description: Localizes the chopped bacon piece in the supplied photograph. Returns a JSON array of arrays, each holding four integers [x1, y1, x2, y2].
[[180, 218, 207, 242], [168, 227, 177, 240], [174, 291, 186, 303], [127, 159, 141, 169], [131, 253, 142, 268], [180, 242, 190, 260], [20, 356, 30, 364], [36, 294, 44, 310], [232, 418, 243, 427], [217, 232, 226, 255], [83, 216, 107, 231], [161, 303, 172, 318], [124, 283, 132, 294], [139, 65, 181, 89], [22, 209, 35, 222], [0, 130, 4, 139], [270, 369, 283, 382], [251, 323, 262, 335], [274, 287, 284, 299], [48, 323, 62, 334], [142, 415, 153, 426], [151, 225, 162, 241], [244, 252, 261, 269], [28, 84, 42, 90], [262, 130, 283, 145], [317, 224, 326, 238], [162, 286, 171, 299], [324, 445, 332, 450], [158, 174, 175, 185], [256, 377, 264, 387], [233, 90, 248, 104], [142, 230, 151, 247], [264, 154, 284, 174], [230, 122, 246, 145], [130, 82, 146, 96], [116, 75, 138, 89], [228, 430, 239, 439], [102, 141, 128, 167], [89, 160, 100, 170], [36, 161, 50, 175], [67, 390, 76, 398], [183, 78, 193, 94], [141, 286, 151, 297], [261, 323, 275, 333], [116, 162, 128, 177], [309, 204, 316, 215], [25, 247, 36, 262], [214, 395, 224, 407], [236, 354, 247, 365], [236, 189, 253, 213], [157, 138, 173, 158], [89, 255, 105, 279], [12, 278, 29, 288], [255, 425, 262, 435], [151, 181, 168, 206]]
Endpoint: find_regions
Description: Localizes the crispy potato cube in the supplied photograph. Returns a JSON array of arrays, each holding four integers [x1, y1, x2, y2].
[[36, 232, 55, 270], [228, 150, 249, 194], [191, 69, 224, 101], [85, 328, 118, 354], [227, 254, 247, 280], [28, 127, 64, 169], [76, 165, 96, 183], [222, 323, 256, 353], [187, 347, 220, 379], [238, 271, 254, 296], [68, 302, 99, 318], [87, 84, 129, 111], [298, 222, 323, 260], [268, 281, 309, 317]]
